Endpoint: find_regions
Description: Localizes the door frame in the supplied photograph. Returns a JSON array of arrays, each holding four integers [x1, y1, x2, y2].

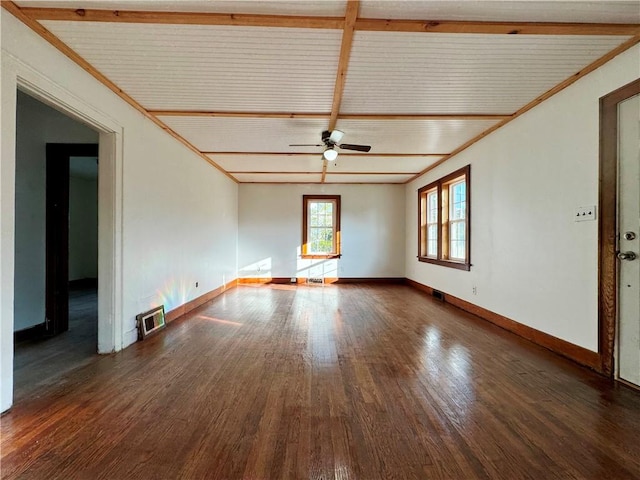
[[598, 78, 640, 377], [46, 143, 99, 336], [14, 73, 125, 356]]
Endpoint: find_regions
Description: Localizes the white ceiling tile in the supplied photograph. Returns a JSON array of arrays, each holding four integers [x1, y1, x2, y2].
[[42, 21, 342, 111], [324, 173, 414, 183], [233, 173, 322, 183], [342, 32, 630, 114], [19, 1, 348, 16], [159, 116, 331, 152], [335, 118, 501, 153], [360, 1, 640, 23], [208, 154, 324, 173], [328, 155, 442, 173]]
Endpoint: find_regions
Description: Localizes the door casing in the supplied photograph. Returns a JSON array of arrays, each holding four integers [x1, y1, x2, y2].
[[598, 78, 640, 376]]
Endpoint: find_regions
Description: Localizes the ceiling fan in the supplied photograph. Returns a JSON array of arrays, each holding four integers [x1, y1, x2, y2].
[[289, 130, 371, 161]]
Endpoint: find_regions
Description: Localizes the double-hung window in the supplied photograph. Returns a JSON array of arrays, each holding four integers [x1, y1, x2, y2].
[[418, 165, 470, 270], [302, 195, 341, 258]]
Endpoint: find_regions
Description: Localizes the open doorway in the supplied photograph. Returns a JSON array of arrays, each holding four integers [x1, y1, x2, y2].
[[13, 91, 100, 401]]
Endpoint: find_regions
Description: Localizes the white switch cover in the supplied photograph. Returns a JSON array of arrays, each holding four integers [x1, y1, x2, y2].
[[575, 205, 596, 222]]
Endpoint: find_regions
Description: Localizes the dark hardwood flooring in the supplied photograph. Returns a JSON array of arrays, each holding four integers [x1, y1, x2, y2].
[[3, 284, 640, 479], [12, 285, 98, 404]]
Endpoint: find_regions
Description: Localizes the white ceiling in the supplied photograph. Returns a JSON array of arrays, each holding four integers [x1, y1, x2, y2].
[[11, 0, 640, 184]]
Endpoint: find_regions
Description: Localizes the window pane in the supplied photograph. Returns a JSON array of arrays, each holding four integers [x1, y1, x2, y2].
[[427, 191, 438, 223], [450, 181, 466, 221], [449, 220, 466, 260], [427, 225, 438, 257], [310, 202, 334, 228], [325, 202, 333, 215], [309, 227, 334, 253]]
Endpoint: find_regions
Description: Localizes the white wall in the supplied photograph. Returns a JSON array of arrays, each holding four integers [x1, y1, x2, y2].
[[239, 184, 405, 279], [13, 91, 99, 332], [406, 45, 640, 352], [1, 11, 238, 412], [69, 167, 98, 282]]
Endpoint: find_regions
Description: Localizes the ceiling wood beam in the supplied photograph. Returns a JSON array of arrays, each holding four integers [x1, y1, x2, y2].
[[228, 171, 417, 175], [327, 1, 359, 133], [150, 110, 330, 119], [338, 114, 510, 120], [20, 7, 344, 29], [204, 152, 448, 157], [355, 18, 640, 36], [241, 181, 401, 184], [406, 33, 640, 183], [229, 171, 322, 175], [323, 1, 359, 184], [2, 1, 237, 183], [20, 7, 640, 36], [321, 159, 329, 183], [152, 111, 509, 121]]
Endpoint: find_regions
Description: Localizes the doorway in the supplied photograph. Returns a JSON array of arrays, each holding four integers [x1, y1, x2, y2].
[[13, 91, 101, 400], [46, 144, 99, 335], [599, 78, 640, 380]]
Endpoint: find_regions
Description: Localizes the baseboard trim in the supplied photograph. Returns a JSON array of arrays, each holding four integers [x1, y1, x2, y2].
[[165, 279, 238, 323], [69, 278, 98, 289], [14, 323, 46, 343], [238, 277, 295, 285], [331, 277, 406, 284], [405, 278, 601, 371], [238, 277, 406, 285]]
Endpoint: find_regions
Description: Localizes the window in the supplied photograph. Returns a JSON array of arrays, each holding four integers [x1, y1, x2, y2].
[[302, 195, 341, 258], [418, 165, 470, 270]]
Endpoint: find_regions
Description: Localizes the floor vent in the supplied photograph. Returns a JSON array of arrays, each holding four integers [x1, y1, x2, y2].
[[136, 305, 166, 340], [307, 277, 324, 284], [432, 289, 445, 301]]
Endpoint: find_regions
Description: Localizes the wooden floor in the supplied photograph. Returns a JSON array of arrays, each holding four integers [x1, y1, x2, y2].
[[12, 285, 98, 404], [3, 284, 640, 480]]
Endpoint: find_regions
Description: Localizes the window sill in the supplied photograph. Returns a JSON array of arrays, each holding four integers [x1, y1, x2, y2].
[[301, 254, 342, 260], [418, 256, 470, 271]]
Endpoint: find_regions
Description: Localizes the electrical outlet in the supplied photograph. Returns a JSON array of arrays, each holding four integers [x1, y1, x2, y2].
[[575, 205, 596, 222], [195, 282, 198, 288], [472, 286, 477, 295]]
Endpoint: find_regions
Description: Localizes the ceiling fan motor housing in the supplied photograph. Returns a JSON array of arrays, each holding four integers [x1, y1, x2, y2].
[[321, 130, 333, 145]]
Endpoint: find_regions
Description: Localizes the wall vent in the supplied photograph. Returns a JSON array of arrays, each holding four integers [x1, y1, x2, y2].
[[432, 289, 445, 301]]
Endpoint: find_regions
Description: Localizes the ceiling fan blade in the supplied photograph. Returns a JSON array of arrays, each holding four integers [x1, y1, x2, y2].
[[339, 143, 371, 152], [289, 144, 324, 147]]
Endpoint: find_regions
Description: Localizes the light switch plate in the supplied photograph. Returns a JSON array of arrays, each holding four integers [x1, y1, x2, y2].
[[575, 205, 596, 222]]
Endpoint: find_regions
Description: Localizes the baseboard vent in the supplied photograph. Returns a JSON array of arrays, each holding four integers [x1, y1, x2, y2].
[[307, 277, 324, 284], [432, 289, 445, 301], [137, 305, 166, 340]]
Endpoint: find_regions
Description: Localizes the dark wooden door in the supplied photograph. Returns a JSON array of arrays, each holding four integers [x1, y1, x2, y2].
[[45, 144, 99, 336]]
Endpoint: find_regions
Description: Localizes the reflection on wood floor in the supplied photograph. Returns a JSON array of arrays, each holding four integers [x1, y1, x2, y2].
[[13, 285, 98, 404], [3, 283, 640, 480]]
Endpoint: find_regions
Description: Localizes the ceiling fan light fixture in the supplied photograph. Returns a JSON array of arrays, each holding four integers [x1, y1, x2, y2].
[[329, 130, 344, 144], [323, 148, 338, 161]]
